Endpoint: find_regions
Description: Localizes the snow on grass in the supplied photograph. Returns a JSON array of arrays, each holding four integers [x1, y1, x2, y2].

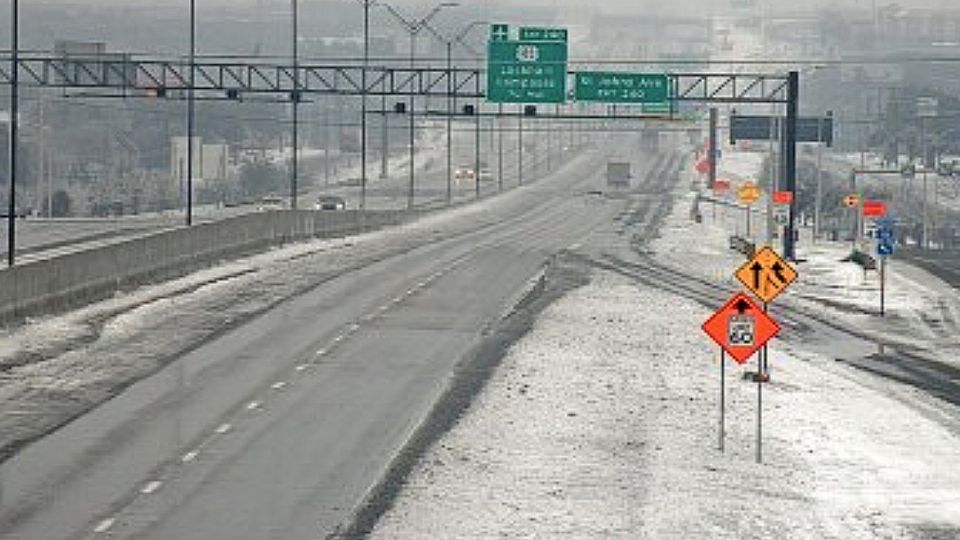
[[370, 267, 960, 539]]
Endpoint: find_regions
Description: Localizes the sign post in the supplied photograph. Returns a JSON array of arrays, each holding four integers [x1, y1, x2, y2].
[[719, 350, 726, 452], [733, 246, 798, 462], [874, 217, 895, 317], [702, 292, 782, 462]]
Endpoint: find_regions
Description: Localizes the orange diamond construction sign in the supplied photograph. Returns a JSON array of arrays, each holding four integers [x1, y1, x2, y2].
[[735, 246, 798, 304], [702, 292, 782, 364]]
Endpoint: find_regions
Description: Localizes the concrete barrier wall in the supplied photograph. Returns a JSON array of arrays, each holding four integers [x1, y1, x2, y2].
[[0, 210, 410, 324]]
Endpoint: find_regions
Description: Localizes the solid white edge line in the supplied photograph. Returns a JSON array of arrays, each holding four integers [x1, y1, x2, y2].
[[93, 518, 116, 533], [140, 480, 163, 495]]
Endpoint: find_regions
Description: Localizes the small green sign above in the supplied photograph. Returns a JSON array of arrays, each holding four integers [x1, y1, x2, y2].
[[519, 27, 568, 42], [490, 24, 510, 42], [575, 72, 669, 103]]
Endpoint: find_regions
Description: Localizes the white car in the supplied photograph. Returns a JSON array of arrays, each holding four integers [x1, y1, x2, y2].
[[256, 196, 286, 212], [454, 166, 475, 182]]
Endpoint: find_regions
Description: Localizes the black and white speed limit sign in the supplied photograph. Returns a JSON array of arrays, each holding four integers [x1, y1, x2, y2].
[[727, 314, 755, 346]]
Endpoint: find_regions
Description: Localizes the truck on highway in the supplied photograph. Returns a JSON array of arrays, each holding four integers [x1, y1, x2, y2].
[[606, 162, 632, 189]]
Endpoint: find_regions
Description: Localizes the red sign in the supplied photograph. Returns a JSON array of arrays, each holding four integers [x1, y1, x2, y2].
[[773, 191, 794, 205], [695, 158, 712, 174], [702, 293, 782, 364], [713, 179, 731, 191], [862, 200, 887, 218]]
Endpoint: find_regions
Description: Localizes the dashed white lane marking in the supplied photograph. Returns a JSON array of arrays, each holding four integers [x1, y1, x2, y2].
[[214, 423, 232, 435], [332, 334, 345, 343], [316, 349, 327, 356], [569, 242, 582, 250], [181, 451, 199, 463], [295, 364, 309, 372], [271, 381, 287, 390], [348, 323, 360, 332], [140, 481, 163, 495], [93, 518, 116, 533], [246, 401, 261, 411], [406, 289, 415, 295], [379, 304, 391, 312], [393, 296, 404, 303]]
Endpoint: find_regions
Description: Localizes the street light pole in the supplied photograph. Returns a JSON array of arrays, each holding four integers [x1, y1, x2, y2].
[[361, 0, 370, 210], [187, 0, 196, 226], [408, 33, 415, 210], [291, 0, 299, 209], [446, 41, 453, 204], [8, 0, 19, 266], [380, 2, 459, 209]]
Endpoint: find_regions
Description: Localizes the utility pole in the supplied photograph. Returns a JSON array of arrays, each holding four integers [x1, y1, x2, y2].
[[784, 71, 799, 260], [8, 0, 19, 266]]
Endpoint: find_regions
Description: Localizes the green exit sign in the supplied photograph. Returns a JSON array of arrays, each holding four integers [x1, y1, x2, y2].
[[487, 40, 568, 104], [519, 27, 567, 42], [575, 72, 669, 103]]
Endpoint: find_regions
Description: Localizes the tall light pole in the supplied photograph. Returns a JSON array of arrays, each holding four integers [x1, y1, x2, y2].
[[290, 0, 299, 209], [424, 20, 486, 204], [186, 0, 196, 226], [381, 2, 458, 209], [354, 0, 374, 210], [363, 0, 370, 210], [7, 0, 19, 266]]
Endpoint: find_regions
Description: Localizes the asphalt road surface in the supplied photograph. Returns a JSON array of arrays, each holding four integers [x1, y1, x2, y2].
[[899, 247, 960, 289], [0, 136, 679, 540]]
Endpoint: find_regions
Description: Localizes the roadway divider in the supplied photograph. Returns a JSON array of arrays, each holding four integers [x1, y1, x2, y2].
[[0, 209, 412, 324]]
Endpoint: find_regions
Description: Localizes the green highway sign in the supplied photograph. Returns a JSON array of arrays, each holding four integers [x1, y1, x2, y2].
[[575, 72, 669, 103], [487, 40, 568, 103], [519, 27, 568, 42]]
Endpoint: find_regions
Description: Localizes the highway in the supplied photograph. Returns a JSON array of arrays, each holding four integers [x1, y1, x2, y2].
[[0, 127, 558, 265], [899, 248, 960, 289], [0, 136, 679, 540]]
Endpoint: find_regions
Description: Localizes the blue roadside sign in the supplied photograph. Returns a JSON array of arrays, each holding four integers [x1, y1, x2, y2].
[[874, 217, 895, 256]]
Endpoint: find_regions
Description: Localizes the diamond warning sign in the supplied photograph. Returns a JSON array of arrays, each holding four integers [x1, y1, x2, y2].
[[735, 246, 798, 304], [702, 293, 781, 364]]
